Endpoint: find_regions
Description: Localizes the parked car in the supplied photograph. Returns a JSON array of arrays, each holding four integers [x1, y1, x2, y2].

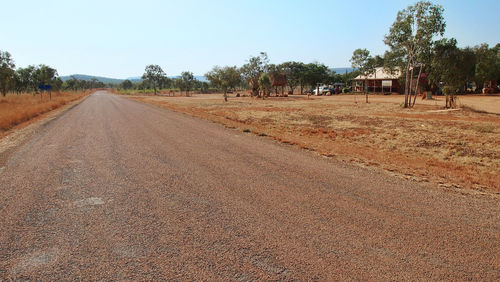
[[313, 86, 331, 96]]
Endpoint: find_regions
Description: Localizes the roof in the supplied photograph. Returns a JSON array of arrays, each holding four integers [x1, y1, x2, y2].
[[354, 67, 401, 80]]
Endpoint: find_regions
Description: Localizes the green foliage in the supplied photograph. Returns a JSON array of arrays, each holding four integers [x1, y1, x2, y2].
[[350, 49, 375, 93], [120, 79, 134, 90], [474, 43, 500, 88], [279, 61, 305, 94], [15, 65, 36, 92], [205, 66, 241, 101], [61, 75, 105, 91], [430, 38, 479, 96], [0, 50, 16, 96], [142, 64, 166, 95], [240, 52, 269, 96], [174, 71, 196, 96], [31, 64, 61, 91], [384, 1, 446, 107], [258, 73, 271, 98], [303, 63, 330, 90]]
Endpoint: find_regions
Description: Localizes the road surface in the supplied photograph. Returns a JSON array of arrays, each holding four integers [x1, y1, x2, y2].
[[0, 91, 498, 280]]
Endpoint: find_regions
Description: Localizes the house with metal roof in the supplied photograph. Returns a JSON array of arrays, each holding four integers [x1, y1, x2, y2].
[[353, 67, 402, 93]]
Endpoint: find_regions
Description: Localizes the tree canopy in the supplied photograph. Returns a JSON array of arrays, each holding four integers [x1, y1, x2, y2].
[[205, 66, 241, 101], [142, 64, 166, 95], [384, 1, 445, 107], [0, 51, 16, 96]]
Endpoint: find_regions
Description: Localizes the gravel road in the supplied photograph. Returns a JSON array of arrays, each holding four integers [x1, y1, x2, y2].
[[0, 91, 498, 280]]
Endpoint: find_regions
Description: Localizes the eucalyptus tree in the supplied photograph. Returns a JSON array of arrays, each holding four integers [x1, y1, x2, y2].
[[430, 39, 463, 108], [0, 51, 15, 96], [350, 48, 375, 103], [240, 52, 269, 96], [205, 66, 241, 101], [177, 71, 195, 96], [474, 44, 500, 92], [384, 1, 445, 108], [303, 62, 330, 98], [280, 61, 305, 94], [142, 64, 166, 95], [258, 73, 271, 99], [15, 65, 36, 92], [120, 79, 134, 90], [33, 65, 59, 98]]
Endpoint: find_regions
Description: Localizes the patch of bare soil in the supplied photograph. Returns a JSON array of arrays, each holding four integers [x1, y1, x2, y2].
[[125, 93, 500, 193]]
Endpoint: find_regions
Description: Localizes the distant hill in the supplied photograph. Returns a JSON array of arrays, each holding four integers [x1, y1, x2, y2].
[[331, 68, 356, 74], [60, 74, 124, 84], [60, 74, 208, 84], [126, 75, 208, 82]]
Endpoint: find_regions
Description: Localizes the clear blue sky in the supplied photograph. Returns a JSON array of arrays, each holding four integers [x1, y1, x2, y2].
[[1, 0, 499, 78]]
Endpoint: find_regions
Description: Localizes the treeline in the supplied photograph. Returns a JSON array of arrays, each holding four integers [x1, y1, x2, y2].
[[119, 71, 212, 95], [0, 51, 107, 96], [350, 1, 500, 107], [138, 53, 359, 100]]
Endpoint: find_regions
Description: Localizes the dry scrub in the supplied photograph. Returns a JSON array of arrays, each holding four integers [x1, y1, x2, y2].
[[0, 91, 89, 132], [126, 93, 500, 193]]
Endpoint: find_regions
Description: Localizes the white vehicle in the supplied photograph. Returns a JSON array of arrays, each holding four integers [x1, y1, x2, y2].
[[313, 86, 331, 96]]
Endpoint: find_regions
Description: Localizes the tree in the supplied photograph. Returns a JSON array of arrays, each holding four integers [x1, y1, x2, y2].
[[205, 66, 241, 101], [258, 73, 271, 99], [384, 1, 445, 108], [240, 52, 269, 97], [15, 65, 36, 93], [430, 39, 461, 108], [475, 44, 499, 92], [280, 61, 305, 94], [33, 64, 59, 99], [350, 49, 376, 102], [373, 55, 385, 68], [177, 71, 195, 96], [0, 51, 16, 97], [303, 63, 330, 97], [120, 79, 134, 90], [142, 64, 166, 95]]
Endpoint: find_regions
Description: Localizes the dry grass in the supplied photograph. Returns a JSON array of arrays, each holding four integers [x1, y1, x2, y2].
[[124, 93, 500, 193], [0, 91, 90, 132]]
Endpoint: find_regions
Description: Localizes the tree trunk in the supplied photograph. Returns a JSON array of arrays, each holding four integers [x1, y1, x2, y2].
[[408, 67, 414, 108], [223, 89, 228, 102], [365, 78, 368, 103], [404, 64, 410, 108], [412, 64, 423, 107]]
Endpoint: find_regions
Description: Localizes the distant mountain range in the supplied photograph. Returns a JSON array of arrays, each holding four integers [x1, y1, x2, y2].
[[60, 74, 208, 84], [331, 68, 356, 74], [59, 74, 124, 84], [61, 69, 354, 84]]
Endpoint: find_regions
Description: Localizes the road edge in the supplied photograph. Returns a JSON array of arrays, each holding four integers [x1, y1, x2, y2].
[[0, 92, 92, 170]]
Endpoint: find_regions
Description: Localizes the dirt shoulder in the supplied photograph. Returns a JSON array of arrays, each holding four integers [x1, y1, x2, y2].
[[0, 93, 91, 168], [123, 93, 500, 194]]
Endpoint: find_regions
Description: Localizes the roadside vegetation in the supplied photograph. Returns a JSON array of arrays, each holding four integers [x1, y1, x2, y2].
[[0, 90, 90, 132], [0, 52, 98, 131]]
